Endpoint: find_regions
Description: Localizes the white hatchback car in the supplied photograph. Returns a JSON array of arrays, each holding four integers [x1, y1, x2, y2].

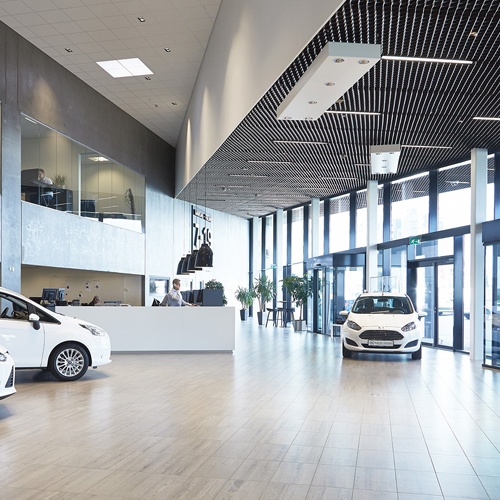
[[0, 287, 111, 381], [0, 344, 16, 399], [340, 292, 425, 360]]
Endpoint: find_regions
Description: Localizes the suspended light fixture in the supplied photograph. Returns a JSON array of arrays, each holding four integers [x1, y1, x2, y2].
[[195, 166, 213, 268], [176, 256, 186, 275]]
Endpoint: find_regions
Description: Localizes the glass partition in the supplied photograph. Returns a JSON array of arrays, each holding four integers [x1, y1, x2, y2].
[[330, 194, 350, 252], [391, 173, 429, 239], [21, 116, 145, 232], [484, 244, 500, 369]]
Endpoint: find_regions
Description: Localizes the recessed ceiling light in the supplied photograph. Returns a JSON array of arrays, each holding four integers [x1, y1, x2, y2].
[[469, 31, 478, 37], [96, 58, 153, 78], [229, 174, 269, 178], [137, 16, 145, 22], [326, 110, 380, 116], [273, 140, 330, 145], [145, 76, 151, 80], [473, 116, 500, 121], [308, 100, 318, 105], [164, 48, 171, 53], [65, 47, 73, 53], [247, 160, 293, 165], [325, 82, 335, 86], [333, 58, 345, 63], [358, 59, 370, 64], [171, 102, 178, 105], [382, 55, 473, 64], [89, 156, 109, 162], [402, 144, 452, 149]]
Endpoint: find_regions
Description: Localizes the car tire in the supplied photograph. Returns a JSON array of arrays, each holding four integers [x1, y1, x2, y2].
[[342, 343, 352, 358], [411, 346, 422, 360], [49, 343, 89, 381]]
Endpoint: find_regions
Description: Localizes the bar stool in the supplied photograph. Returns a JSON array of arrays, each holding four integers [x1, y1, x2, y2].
[[275, 307, 284, 327], [265, 308, 276, 326]]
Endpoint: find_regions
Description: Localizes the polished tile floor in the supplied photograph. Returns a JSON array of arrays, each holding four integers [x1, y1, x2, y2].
[[2, 320, 500, 499]]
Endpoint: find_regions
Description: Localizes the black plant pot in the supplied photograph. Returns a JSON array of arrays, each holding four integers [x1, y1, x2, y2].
[[240, 309, 248, 321], [257, 311, 263, 325]]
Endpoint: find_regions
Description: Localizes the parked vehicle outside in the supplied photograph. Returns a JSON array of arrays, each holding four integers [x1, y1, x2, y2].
[[340, 292, 426, 360], [0, 287, 111, 381], [0, 344, 15, 399]]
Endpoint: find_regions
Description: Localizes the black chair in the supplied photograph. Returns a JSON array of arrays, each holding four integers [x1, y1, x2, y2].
[[265, 307, 276, 326]]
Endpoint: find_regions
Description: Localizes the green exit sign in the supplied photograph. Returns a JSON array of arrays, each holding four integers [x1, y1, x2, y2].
[[409, 236, 421, 245]]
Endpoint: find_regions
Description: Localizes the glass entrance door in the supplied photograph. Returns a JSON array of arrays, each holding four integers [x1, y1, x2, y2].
[[310, 267, 334, 335], [414, 261, 455, 348]]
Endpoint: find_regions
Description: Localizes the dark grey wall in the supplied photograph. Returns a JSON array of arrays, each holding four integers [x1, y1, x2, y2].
[[0, 21, 175, 196]]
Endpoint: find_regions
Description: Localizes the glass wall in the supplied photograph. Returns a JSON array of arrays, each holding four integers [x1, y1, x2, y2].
[[21, 116, 145, 232], [484, 243, 500, 369], [438, 162, 471, 230], [291, 207, 304, 272], [391, 173, 429, 240], [264, 215, 274, 271], [330, 194, 350, 252]]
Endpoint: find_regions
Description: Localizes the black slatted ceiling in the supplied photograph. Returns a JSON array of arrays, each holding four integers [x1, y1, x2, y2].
[[180, 0, 500, 219]]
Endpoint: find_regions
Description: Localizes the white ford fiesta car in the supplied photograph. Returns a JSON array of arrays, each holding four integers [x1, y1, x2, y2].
[[340, 292, 425, 360], [0, 287, 111, 381], [0, 344, 16, 399]]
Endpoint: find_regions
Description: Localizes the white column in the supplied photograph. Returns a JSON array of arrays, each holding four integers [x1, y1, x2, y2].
[[276, 209, 284, 302], [366, 181, 378, 292], [470, 148, 488, 360], [311, 198, 320, 258]]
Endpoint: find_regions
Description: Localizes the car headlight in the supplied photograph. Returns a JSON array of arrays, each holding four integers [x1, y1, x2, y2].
[[402, 321, 417, 332], [0, 352, 7, 362], [80, 324, 107, 336], [346, 320, 362, 331]]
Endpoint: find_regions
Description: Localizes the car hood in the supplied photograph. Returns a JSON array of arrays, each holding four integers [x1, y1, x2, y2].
[[347, 312, 418, 328]]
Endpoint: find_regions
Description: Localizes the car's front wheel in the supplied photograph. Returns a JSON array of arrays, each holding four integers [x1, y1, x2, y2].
[[49, 343, 89, 381], [411, 346, 422, 360], [342, 343, 352, 358]]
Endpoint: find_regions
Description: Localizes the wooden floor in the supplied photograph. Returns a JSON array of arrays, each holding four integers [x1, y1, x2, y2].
[[2, 320, 500, 499]]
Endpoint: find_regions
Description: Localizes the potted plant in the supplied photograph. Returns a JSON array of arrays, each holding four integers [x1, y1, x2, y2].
[[205, 279, 227, 306], [235, 286, 256, 320], [52, 173, 68, 188], [254, 274, 276, 325], [281, 275, 313, 331]]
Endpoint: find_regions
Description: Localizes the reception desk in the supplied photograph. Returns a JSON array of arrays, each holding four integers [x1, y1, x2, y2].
[[56, 306, 236, 352]]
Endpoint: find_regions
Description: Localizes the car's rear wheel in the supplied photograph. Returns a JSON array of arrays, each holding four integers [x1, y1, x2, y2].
[[49, 343, 89, 381], [411, 346, 422, 360], [342, 343, 352, 358]]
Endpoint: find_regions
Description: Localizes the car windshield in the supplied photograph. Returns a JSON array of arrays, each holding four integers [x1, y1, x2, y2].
[[351, 296, 413, 314]]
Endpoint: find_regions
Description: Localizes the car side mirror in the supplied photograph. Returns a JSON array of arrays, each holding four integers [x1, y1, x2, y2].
[[339, 310, 349, 316], [418, 311, 427, 318], [29, 313, 41, 330]]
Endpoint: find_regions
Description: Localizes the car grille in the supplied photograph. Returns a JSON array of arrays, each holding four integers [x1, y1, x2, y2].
[[5, 367, 14, 388], [359, 330, 404, 341]]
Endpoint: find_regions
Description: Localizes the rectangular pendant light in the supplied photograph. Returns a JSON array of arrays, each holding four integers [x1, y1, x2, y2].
[[277, 42, 381, 121]]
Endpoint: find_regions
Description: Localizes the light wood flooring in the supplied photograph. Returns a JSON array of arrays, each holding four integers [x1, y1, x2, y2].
[[2, 320, 500, 499]]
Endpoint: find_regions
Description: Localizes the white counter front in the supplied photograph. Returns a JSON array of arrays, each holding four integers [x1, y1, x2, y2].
[[56, 306, 236, 352]]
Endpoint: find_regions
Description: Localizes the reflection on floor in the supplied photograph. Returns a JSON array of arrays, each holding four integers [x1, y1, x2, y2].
[[2, 319, 500, 499]]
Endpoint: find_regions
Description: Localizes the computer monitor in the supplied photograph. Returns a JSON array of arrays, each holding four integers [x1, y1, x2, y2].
[[41, 288, 58, 303]]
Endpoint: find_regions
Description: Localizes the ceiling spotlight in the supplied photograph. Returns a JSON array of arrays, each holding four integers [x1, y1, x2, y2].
[[164, 48, 171, 52], [65, 47, 73, 53], [138, 16, 145, 22], [145, 76, 151, 80], [171, 102, 178, 105], [277, 42, 381, 121], [358, 59, 370, 64], [469, 31, 478, 37]]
